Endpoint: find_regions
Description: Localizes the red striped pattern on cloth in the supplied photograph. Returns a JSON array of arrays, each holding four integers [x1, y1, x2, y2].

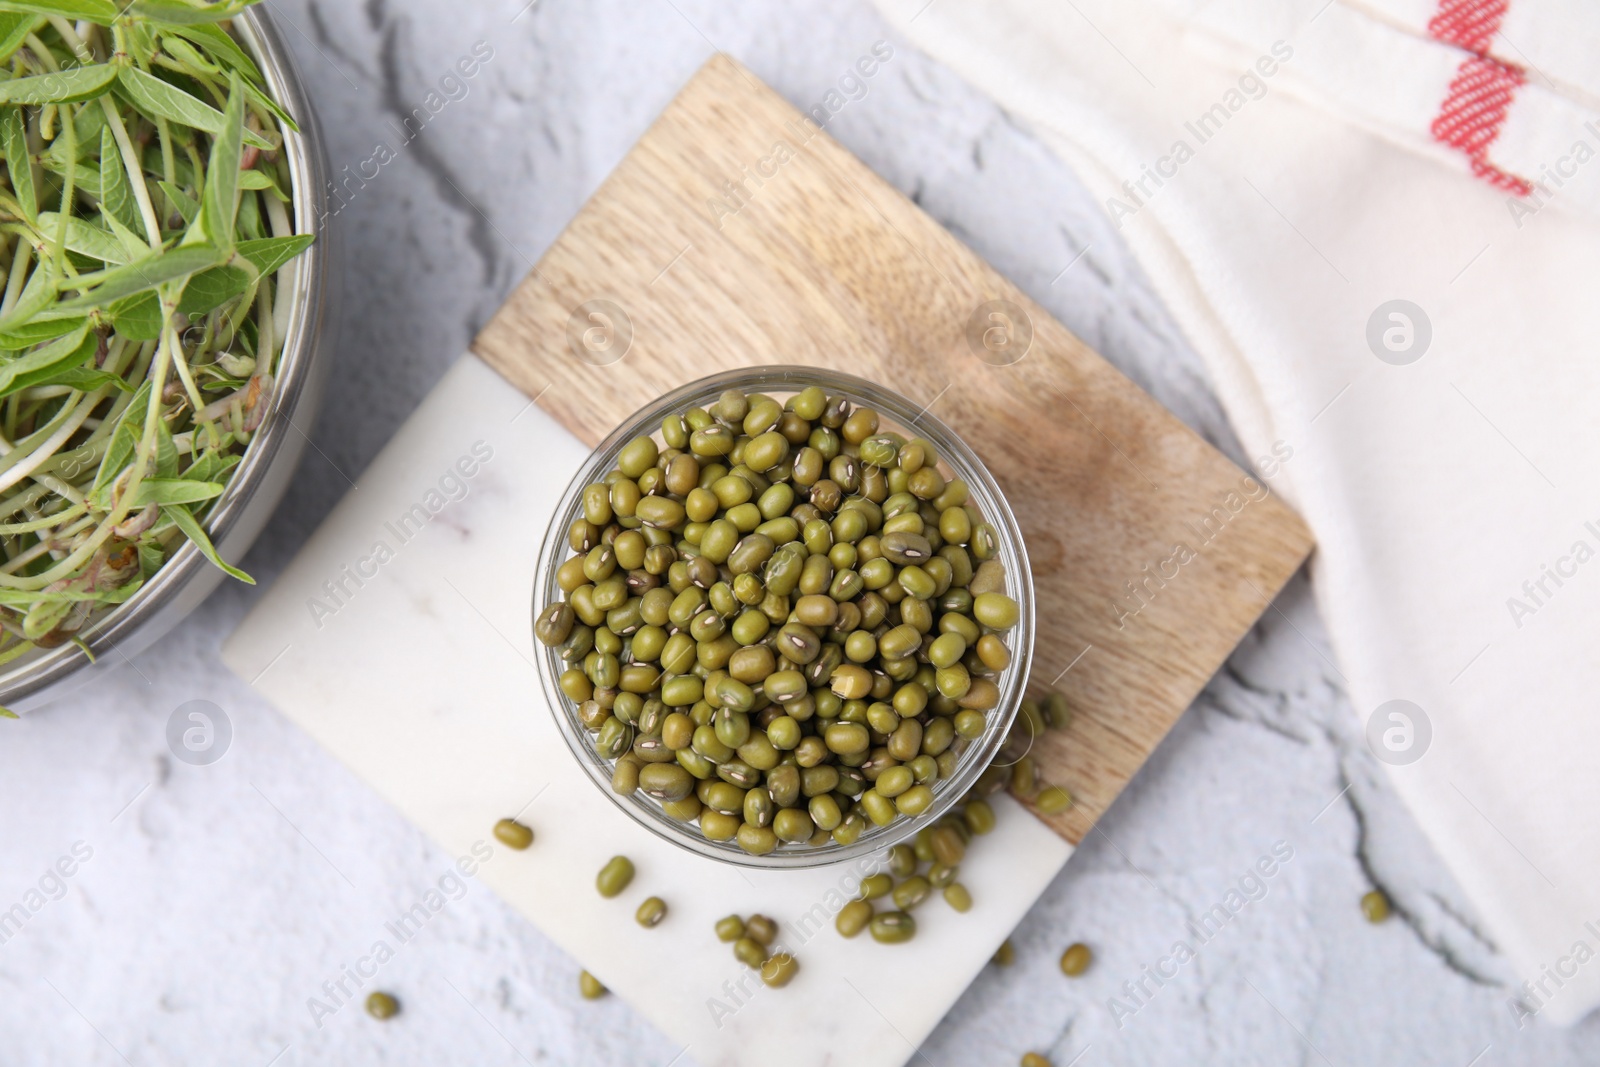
[[1427, 1, 1532, 195], [1427, 0, 1511, 55]]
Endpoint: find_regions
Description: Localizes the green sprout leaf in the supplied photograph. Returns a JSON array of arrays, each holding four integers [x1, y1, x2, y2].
[[125, 0, 257, 26], [176, 261, 253, 316], [0, 64, 119, 106], [132, 478, 223, 506], [0, 1, 119, 24], [0, 13, 40, 64], [1, 107, 34, 220], [115, 67, 272, 149], [0, 324, 95, 399], [157, 179, 200, 226], [239, 234, 314, 276], [198, 71, 246, 250], [167, 502, 253, 584], [55, 244, 228, 311], [108, 291, 162, 340], [92, 379, 150, 493], [0, 314, 86, 350], [97, 126, 143, 237], [36, 211, 133, 264], [165, 22, 261, 80]]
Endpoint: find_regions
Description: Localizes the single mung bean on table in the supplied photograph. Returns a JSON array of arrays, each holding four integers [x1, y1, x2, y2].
[[596, 856, 635, 898], [1035, 786, 1073, 815], [636, 897, 668, 927], [365, 991, 400, 1020], [1059, 942, 1093, 976], [493, 819, 534, 850], [745, 914, 779, 946], [836, 899, 874, 937], [578, 971, 607, 999], [734, 937, 768, 968], [869, 911, 917, 944], [537, 386, 1025, 855], [943, 883, 973, 912], [760, 953, 801, 988]]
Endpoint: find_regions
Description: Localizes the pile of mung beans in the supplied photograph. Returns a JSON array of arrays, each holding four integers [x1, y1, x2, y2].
[[715, 912, 800, 987], [535, 385, 1025, 855], [822, 685, 1076, 946]]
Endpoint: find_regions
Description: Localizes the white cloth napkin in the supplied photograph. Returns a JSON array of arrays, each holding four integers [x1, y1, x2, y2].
[[1164, 0, 1600, 216], [872, 0, 1600, 1027]]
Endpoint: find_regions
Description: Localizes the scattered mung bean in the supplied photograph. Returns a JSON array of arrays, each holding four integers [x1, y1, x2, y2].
[[596, 856, 635, 898], [1361, 889, 1391, 923], [734, 937, 767, 968], [860, 873, 893, 900], [578, 971, 607, 999], [760, 953, 800, 988], [836, 900, 874, 938], [365, 991, 400, 1020], [870, 911, 917, 944], [1059, 942, 1093, 976], [893, 876, 932, 911], [493, 819, 535, 850], [636, 897, 668, 928], [1035, 786, 1073, 815], [745, 914, 779, 946]]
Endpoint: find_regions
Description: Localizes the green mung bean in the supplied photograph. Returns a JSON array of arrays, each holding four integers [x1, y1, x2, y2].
[[860, 873, 893, 900], [1036, 786, 1073, 814], [733, 937, 767, 968], [596, 856, 635, 898], [943, 883, 973, 912], [493, 819, 534, 851], [365, 991, 400, 1019], [1060, 942, 1093, 976], [578, 971, 607, 999], [869, 911, 917, 944], [888, 844, 917, 878], [760, 952, 800, 988], [893, 876, 931, 910], [964, 800, 996, 836], [745, 914, 778, 946]]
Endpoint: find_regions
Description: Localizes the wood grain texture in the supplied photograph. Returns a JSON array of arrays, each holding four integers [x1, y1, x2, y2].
[[472, 55, 1314, 846]]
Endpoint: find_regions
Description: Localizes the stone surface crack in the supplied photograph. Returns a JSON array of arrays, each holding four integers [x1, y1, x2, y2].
[[306, 0, 374, 83], [1337, 752, 1501, 986], [374, 17, 501, 287]]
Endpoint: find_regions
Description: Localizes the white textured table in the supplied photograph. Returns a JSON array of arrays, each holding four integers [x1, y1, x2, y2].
[[1, 1, 1593, 1064]]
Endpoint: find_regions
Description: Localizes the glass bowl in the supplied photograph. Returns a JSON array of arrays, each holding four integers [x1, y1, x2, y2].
[[532, 366, 1034, 869]]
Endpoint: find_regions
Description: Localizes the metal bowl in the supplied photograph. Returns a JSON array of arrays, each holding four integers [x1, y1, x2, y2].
[[0, 9, 334, 713], [532, 366, 1036, 869]]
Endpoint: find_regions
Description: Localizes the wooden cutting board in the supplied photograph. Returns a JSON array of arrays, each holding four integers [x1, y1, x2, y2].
[[473, 54, 1314, 845]]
